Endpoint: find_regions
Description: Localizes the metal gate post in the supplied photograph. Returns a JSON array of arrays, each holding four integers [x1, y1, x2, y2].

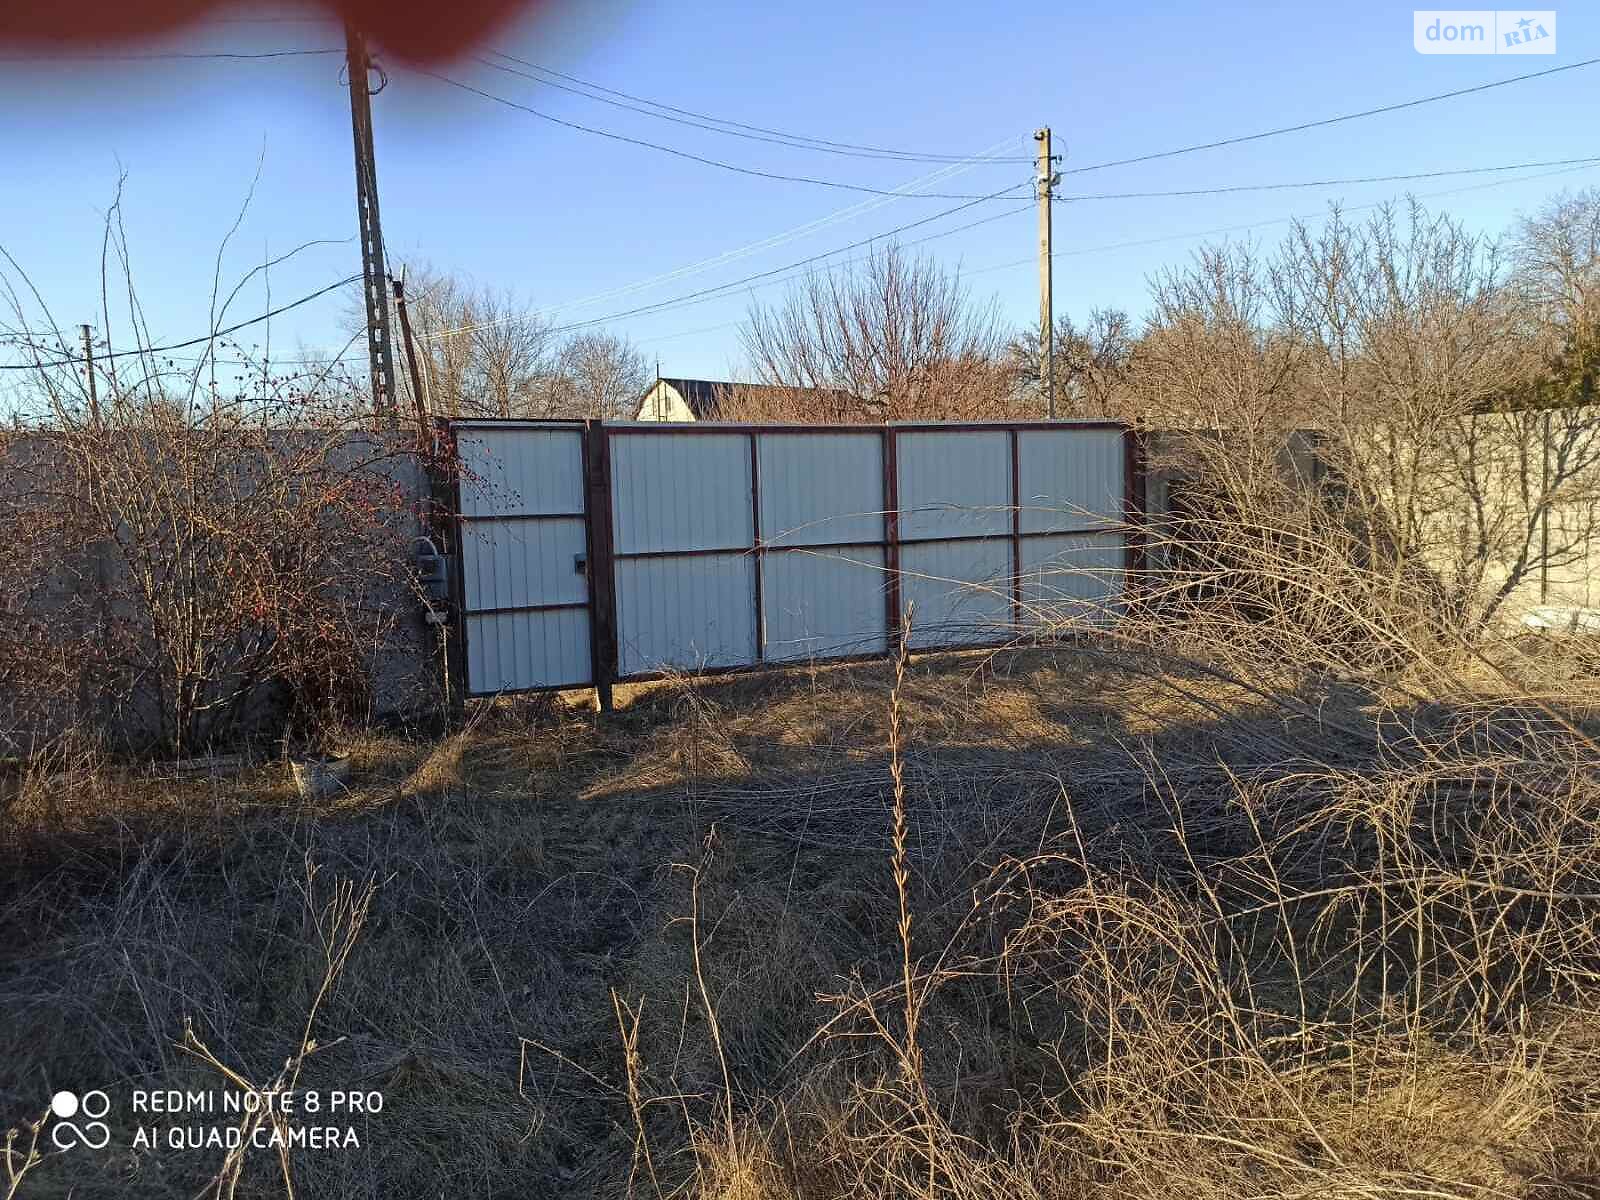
[[439, 421, 468, 727], [1124, 425, 1148, 598], [584, 421, 619, 711], [1009, 428, 1023, 633]]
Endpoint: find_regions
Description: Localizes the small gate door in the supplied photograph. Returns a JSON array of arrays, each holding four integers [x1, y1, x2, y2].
[[453, 421, 594, 695]]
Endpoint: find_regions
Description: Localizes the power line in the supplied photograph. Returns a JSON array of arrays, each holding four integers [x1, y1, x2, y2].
[[479, 51, 1034, 165], [0, 275, 361, 371], [1062, 57, 1600, 177], [968, 159, 1600, 278], [410, 67, 1024, 200], [425, 188, 1031, 341], [1053, 156, 1600, 202], [0, 47, 341, 62], [522, 144, 1026, 320]]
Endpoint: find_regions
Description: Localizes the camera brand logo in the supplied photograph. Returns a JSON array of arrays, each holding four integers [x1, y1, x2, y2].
[[1414, 11, 1556, 53], [50, 1090, 112, 1151]]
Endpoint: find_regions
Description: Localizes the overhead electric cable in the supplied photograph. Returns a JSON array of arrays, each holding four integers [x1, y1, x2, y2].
[[478, 51, 1034, 164], [1061, 57, 1600, 176], [0, 275, 361, 371], [1052, 156, 1600, 201], [424, 188, 1029, 341], [411, 68, 1023, 200]]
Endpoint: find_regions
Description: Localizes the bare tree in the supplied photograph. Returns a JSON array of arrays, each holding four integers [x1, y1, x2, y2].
[[1134, 201, 1600, 633], [552, 331, 649, 420], [1008, 307, 1134, 418], [737, 244, 1019, 422], [394, 264, 560, 419]]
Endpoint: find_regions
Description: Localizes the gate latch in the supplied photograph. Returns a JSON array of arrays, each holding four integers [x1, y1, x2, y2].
[[574, 553, 588, 576]]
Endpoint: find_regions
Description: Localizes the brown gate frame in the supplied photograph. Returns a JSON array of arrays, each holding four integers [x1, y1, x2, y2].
[[445, 418, 1144, 708], [436, 417, 599, 702]]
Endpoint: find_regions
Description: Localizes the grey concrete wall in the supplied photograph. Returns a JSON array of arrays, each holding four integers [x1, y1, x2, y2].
[[0, 428, 441, 754]]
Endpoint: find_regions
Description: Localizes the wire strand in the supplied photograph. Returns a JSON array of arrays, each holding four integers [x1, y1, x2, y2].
[[410, 67, 1024, 200], [1062, 57, 1600, 176], [479, 51, 1034, 164], [424, 189, 1030, 341], [1053, 156, 1600, 201], [0, 275, 361, 371], [522, 137, 1027, 318], [969, 160, 1600, 277]]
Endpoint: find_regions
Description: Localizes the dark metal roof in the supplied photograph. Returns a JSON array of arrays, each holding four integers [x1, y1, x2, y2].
[[638, 377, 858, 420]]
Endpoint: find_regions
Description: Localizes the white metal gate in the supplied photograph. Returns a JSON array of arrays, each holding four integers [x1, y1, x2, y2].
[[454, 421, 594, 694], [450, 419, 1138, 699]]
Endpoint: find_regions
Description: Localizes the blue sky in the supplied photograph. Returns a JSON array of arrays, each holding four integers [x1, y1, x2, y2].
[[0, 1, 1594, 384]]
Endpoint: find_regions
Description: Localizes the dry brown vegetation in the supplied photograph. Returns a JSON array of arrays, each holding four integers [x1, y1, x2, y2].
[[3, 606, 1598, 1198]]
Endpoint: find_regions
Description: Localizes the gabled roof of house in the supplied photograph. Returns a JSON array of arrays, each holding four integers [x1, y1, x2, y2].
[[639, 377, 859, 420], [651, 377, 734, 419]]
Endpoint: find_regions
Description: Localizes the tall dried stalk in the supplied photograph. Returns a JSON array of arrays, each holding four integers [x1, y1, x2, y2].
[[888, 605, 920, 1084]]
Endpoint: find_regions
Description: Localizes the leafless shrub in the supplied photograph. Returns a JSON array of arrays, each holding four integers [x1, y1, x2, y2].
[[1131, 201, 1600, 640], [0, 206, 428, 757]]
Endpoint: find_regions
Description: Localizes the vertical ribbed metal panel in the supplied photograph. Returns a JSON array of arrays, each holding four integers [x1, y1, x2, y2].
[[1016, 427, 1125, 533], [615, 554, 757, 676], [1018, 533, 1125, 627], [898, 539, 1013, 647], [457, 426, 585, 518], [757, 432, 884, 546], [465, 609, 591, 692], [762, 545, 889, 661], [896, 430, 1012, 541], [460, 517, 587, 612], [454, 423, 592, 693], [610, 432, 752, 553]]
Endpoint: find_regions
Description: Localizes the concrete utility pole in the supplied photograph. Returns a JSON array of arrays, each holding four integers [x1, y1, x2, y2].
[[345, 24, 397, 425], [79, 324, 98, 425], [1035, 127, 1059, 419]]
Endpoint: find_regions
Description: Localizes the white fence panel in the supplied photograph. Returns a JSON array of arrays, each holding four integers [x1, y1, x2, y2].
[[465, 609, 591, 692], [610, 430, 756, 673], [615, 554, 757, 675], [460, 518, 587, 612], [1019, 533, 1126, 627], [458, 426, 585, 518], [757, 431, 884, 546], [611, 432, 751, 553], [896, 430, 1012, 541], [762, 545, 889, 661], [454, 422, 593, 695], [899, 538, 1014, 648], [1017, 427, 1124, 533]]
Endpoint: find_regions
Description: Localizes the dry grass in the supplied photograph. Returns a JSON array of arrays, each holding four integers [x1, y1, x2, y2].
[[1, 633, 1597, 1199]]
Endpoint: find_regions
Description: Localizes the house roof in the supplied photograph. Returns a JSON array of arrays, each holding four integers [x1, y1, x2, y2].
[[650, 378, 735, 419], [638, 377, 859, 420]]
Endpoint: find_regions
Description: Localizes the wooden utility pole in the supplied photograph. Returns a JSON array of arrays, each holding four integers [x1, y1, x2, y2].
[[1035, 127, 1058, 419], [345, 24, 397, 425], [79, 323, 99, 425], [392, 277, 430, 442]]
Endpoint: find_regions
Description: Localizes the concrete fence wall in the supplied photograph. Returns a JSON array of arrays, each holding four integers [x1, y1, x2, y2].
[[0, 428, 438, 753]]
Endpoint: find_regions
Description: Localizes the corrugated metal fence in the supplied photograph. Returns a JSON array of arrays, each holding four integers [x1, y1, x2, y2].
[[448, 419, 1142, 700]]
